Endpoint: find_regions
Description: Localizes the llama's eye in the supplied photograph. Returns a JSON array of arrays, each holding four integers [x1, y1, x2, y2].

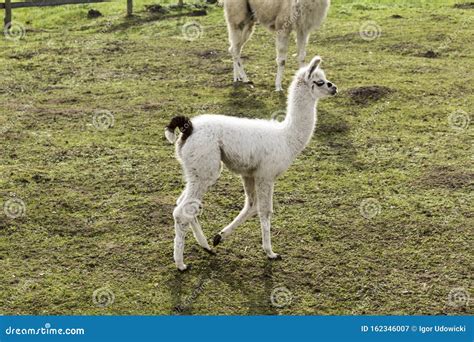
[[314, 80, 325, 87]]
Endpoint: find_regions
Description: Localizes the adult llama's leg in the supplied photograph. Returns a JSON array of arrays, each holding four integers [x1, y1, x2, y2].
[[296, 29, 310, 68], [228, 21, 255, 83], [224, 0, 255, 83], [213, 176, 258, 246], [275, 31, 290, 91]]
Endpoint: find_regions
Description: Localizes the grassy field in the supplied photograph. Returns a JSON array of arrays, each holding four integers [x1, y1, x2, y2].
[[0, 0, 473, 315]]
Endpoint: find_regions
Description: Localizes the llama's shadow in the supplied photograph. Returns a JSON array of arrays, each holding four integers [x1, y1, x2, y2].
[[102, 9, 207, 34], [314, 107, 359, 167], [223, 85, 269, 118], [170, 256, 278, 315]]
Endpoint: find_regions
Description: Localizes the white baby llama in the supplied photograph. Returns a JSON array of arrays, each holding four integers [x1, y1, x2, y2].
[[165, 56, 337, 271], [221, 0, 331, 91]]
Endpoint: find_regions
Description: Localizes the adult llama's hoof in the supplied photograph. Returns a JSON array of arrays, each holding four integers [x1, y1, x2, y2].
[[268, 254, 282, 261], [213, 233, 223, 247], [203, 247, 217, 256], [177, 264, 191, 273]]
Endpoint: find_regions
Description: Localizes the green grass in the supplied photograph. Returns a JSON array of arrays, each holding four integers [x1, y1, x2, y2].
[[1, 0, 473, 315]]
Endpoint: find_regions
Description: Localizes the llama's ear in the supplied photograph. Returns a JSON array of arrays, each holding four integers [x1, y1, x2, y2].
[[306, 56, 322, 80]]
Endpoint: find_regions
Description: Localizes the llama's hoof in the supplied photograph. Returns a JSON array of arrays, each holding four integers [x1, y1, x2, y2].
[[203, 247, 217, 256], [178, 265, 191, 272], [268, 254, 282, 261], [213, 234, 223, 247]]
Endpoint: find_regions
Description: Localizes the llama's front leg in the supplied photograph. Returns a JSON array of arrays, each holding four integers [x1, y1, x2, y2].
[[256, 180, 281, 259], [275, 32, 289, 92], [297, 30, 309, 68]]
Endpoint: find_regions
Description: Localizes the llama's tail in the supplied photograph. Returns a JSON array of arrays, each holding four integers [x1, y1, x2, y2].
[[165, 116, 193, 144]]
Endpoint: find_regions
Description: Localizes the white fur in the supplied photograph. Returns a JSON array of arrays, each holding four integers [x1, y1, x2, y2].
[[222, 0, 331, 91], [168, 57, 337, 271]]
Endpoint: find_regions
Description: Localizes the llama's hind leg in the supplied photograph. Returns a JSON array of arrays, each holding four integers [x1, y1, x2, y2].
[[213, 176, 257, 246], [275, 31, 290, 91], [174, 191, 214, 268], [297, 29, 309, 68], [173, 184, 213, 271], [190, 217, 214, 254], [173, 160, 221, 270], [228, 21, 255, 83], [173, 187, 208, 271], [173, 220, 188, 271]]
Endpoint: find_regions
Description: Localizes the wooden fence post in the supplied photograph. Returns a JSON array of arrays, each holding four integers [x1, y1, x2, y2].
[[4, 0, 12, 27], [126, 0, 132, 16]]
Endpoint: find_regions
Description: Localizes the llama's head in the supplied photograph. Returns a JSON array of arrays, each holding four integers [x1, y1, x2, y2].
[[302, 56, 338, 99]]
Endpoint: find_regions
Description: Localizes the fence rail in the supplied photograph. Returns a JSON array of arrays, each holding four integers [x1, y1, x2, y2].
[[0, 0, 107, 9], [2, 0, 132, 27]]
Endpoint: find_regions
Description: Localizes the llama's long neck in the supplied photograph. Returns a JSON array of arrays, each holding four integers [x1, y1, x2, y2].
[[283, 80, 318, 155]]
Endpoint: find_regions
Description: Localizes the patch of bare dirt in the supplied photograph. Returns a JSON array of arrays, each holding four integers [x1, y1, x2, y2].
[[209, 65, 232, 75], [145, 4, 168, 14], [418, 50, 440, 59], [44, 97, 79, 105], [140, 103, 161, 111], [323, 32, 358, 43], [196, 50, 222, 59], [388, 42, 425, 56], [347, 86, 392, 105], [415, 166, 474, 189], [102, 42, 125, 53], [454, 2, 474, 9], [87, 9, 102, 19], [9, 51, 38, 60]]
